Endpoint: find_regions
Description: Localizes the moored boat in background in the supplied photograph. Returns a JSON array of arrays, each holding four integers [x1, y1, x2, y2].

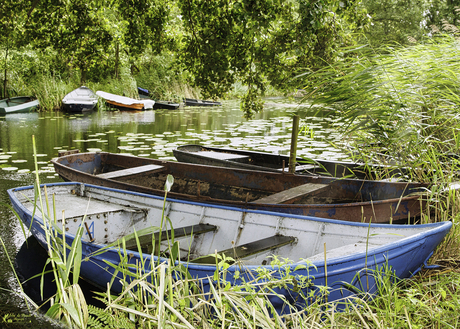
[[62, 86, 98, 112], [138, 87, 180, 109], [8, 182, 451, 313], [52, 151, 430, 223], [184, 98, 221, 107], [0, 96, 39, 114], [153, 101, 180, 110], [96, 90, 155, 110]]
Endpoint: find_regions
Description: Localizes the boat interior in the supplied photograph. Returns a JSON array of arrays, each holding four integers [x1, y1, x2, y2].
[[15, 184, 426, 266], [56, 152, 426, 206]]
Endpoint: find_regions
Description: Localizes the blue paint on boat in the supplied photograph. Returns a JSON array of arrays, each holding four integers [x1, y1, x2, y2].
[[8, 182, 451, 314]]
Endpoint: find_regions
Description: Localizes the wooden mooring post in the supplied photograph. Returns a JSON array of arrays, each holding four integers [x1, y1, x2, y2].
[[289, 115, 299, 174]]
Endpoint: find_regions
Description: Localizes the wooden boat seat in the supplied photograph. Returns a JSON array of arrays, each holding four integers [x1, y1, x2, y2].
[[124, 223, 217, 251], [97, 164, 165, 179], [191, 235, 296, 264], [306, 241, 381, 262], [252, 183, 329, 204], [195, 151, 250, 163]]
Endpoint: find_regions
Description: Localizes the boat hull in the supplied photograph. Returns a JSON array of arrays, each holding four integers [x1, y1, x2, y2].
[[184, 98, 221, 107], [96, 90, 154, 110], [0, 96, 39, 114], [174, 144, 408, 180], [52, 151, 429, 223], [153, 101, 180, 110], [106, 99, 144, 110], [8, 182, 451, 313], [62, 86, 98, 113]]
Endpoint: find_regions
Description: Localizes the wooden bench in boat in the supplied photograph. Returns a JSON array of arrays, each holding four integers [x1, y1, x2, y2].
[[124, 223, 217, 251], [252, 182, 330, 204], [195, 151, 250, 163], [97, 164, 165, 179], [191, 235, 296, 264], [307, 241, 381, 262]]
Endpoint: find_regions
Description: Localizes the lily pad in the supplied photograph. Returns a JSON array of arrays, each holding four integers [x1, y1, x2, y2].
[[2, 167, 18, 171]]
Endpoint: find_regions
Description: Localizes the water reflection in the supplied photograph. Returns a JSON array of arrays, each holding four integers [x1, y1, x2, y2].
[[15, 236, 105, 311]]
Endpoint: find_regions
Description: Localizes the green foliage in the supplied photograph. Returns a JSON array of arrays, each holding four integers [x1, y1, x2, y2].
[[302, 34, 460, 180], [87, 305, 135, 329], [240, 87, 265, 119], [361, 0, 430, 46], [26, 0, 113, 83], [177, 0, 369, 118], [116, 0, 170, 57], [133, 52, 188, 100]]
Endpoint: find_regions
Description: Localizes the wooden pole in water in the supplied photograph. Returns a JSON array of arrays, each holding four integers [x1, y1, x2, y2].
[[289, 115, 299, 174]]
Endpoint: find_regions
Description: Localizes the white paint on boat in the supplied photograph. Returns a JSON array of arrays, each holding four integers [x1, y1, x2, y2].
[[14, 183, 441, 265]]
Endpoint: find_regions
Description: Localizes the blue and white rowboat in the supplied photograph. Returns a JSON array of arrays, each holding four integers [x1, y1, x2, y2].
[[8, 182, 451, 313]]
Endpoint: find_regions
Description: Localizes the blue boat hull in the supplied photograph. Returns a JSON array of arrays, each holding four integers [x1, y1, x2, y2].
[[8, 183, 451, 313]]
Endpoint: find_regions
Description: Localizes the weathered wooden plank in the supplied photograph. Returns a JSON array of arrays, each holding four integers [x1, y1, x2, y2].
[[253, 183, 329, 204], [192, 235, 296, 264], [97, 164, 165, 179]]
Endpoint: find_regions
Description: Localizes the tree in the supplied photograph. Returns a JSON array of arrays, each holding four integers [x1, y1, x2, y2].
[[177, 0, 368, 118], [25, 0, 113, 83], [361, 0, 429, 46], [0, 0, 31, 97]]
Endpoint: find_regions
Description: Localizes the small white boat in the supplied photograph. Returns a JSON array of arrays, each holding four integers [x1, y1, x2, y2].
[[62, 86, 98, 112], [96, 91, 155, 110], [8, 182, 451, 313]]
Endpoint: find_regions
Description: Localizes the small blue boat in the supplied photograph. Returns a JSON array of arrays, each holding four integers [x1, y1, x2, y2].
[[8, 182, 451, 313]]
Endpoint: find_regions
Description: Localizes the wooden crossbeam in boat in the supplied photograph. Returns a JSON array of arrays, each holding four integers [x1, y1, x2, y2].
[[124, 223, 217, 251], [97, 164, 165, 179], [252, 183, 329, 204], [191, 235, 296, 264]]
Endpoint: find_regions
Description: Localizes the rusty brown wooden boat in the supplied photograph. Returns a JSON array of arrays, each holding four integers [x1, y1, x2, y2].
[[51, 151, 430, 223]]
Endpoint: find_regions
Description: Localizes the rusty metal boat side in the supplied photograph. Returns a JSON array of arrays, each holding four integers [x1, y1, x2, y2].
[[51, 151, 430, 223]]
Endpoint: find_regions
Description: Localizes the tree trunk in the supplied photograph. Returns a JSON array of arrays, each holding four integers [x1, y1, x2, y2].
[[3, 44, 9, 99], [115, 42, 119, 79], [80, 66, 87, 84]]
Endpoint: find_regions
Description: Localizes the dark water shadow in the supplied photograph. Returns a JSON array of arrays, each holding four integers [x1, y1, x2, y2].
[[14, 235, 105, 314]]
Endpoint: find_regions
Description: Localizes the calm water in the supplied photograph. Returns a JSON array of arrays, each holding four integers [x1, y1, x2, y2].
[[0, 98, 348, 327]]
